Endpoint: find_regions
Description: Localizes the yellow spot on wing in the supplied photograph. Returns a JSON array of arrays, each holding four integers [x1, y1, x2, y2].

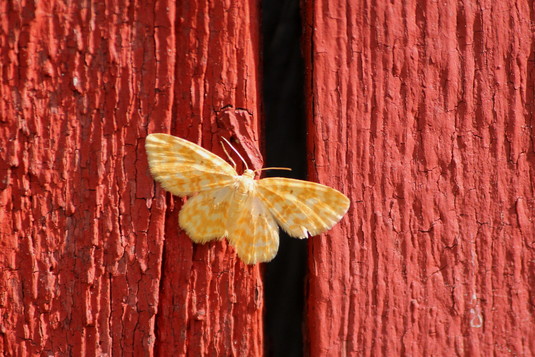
[[179, 187, 233, 243], [226, 195, 279, 264], [256, 178, 350, 238]]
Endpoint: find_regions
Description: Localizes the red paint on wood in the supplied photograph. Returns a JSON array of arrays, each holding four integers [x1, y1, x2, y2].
[[0, 0, 263, 355], [153, 1, 264, 355], [304, 0, 535, 355]]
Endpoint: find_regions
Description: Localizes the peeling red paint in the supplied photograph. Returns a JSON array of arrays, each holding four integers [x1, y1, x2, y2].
[[304, 0, 535, 355], [3, 0, 534, 355], [0, 0, 263, 355]]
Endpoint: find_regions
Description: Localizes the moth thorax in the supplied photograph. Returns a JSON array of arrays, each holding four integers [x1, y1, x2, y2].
[[242, 169, 255, 179], [235, 170, 255, 194]]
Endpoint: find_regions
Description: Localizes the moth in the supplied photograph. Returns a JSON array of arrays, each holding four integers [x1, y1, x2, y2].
[[145, 133, 350, 264]]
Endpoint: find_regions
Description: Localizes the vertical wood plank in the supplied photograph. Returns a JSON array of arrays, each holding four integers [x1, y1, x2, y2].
[[0, 0, 263, 355], [304, 0, 535, 355]]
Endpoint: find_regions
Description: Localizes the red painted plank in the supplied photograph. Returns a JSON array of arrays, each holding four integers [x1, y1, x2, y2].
[[0, 0, 263, 355], [154, 0, 264, 354], [304, 0, 535, 355]]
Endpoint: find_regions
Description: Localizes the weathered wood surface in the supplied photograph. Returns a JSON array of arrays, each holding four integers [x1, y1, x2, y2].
[[0, 1, 263, 355], [304, 0, 535, 355]]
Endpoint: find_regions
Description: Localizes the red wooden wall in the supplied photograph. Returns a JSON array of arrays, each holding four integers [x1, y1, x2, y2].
[[1, 0, 534, 356], [0, 0, 263, 355], [304, 0, 535, 355]]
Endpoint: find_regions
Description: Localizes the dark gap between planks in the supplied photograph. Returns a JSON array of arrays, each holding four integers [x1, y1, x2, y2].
[[261, 0, 307, 356]]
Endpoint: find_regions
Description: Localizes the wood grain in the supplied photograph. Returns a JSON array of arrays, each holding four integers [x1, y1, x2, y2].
[[303, 0, 535, 355], [0, 0, 263, 355]]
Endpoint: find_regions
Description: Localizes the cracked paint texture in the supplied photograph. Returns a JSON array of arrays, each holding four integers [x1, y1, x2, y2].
[[303, 0, 535, 355], [3, 0, 534, 355], [0, 0, 263, 355]]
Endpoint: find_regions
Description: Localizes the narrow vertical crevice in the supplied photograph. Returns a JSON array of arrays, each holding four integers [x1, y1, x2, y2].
[[261, 0, 306, 356]]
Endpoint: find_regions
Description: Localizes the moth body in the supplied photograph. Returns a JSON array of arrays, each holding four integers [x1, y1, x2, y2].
[[233, 169, 256, 195]]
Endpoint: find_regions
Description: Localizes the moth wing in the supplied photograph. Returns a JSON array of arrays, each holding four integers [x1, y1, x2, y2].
[[227, 195, 280, 264], [256, 178, 350, 238], [178, 186, 234, 243], [145, 133, 237, 196]]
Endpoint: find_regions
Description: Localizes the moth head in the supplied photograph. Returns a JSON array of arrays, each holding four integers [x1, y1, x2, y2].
[[243, 169, 255, 179]]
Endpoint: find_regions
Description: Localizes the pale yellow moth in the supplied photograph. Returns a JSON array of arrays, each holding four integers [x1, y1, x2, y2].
[[145, 133, 350, 264]]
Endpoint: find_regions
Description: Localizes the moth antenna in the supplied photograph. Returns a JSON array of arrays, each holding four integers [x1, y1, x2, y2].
[[254, 167, 292, 172], [220, 140, 237, 169], [221, 137, 249, 171]]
